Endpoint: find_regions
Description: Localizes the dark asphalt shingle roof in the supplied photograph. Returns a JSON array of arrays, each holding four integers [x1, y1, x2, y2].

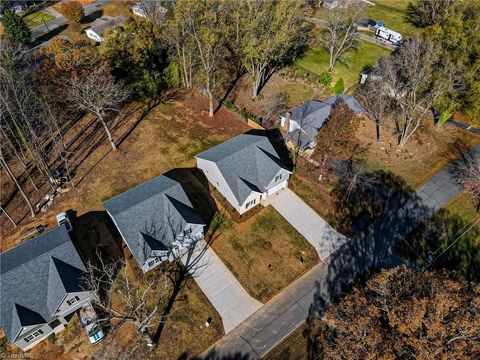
[[103, 175, 204, 267], [286, 95, 363, 149], [196, 134, 290, 204], [0, 225, 87, 343]]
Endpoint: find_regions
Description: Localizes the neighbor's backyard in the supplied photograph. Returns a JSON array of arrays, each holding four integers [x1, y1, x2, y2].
[[295, 41, 391, 90]]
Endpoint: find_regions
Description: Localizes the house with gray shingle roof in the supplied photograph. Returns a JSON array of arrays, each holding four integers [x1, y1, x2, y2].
[[85, 15, 126, 43], [280, 95, 363, 151], [104, 175, 205, 272], [0, 225, 92, 351], [195, 133, 292, 214]]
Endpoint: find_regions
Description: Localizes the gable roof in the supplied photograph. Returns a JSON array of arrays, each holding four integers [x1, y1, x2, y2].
[[196, 133, 291, 204], [87, 15, 125, 38], [103, 175, 204, 268], [286, 95, 363, 149], [0, 225, 88, 343]]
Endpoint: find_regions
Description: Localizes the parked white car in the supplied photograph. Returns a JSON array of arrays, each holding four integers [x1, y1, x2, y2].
[[79, 303, 105, 344], [56, 212, 73, 232]]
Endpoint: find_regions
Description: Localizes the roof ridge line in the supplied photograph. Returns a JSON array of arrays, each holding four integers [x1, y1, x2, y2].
[[103, 177, 179, 211], [0, 236, 71, 276]]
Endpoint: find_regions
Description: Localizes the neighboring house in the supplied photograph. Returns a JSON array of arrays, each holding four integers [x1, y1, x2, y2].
[[280, 95, 363, 151], [131, 0, 167, 18], [104, 175, 205, 273], [0, 225, 92, 351], [85, 15, 125, 42], [196, 133, 292, 215]]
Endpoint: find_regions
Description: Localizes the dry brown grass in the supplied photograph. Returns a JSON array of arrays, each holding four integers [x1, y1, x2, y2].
[[0, 259, 224, 360], [1, 94, 249, 250], [210, 206, 319, 303]]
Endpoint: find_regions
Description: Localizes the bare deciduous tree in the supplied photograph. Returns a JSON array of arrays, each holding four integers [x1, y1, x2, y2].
[[355, 77, 392, 142], [318, 6, 362, 71], [454, 154, 480, 210], [260, 92, 287, 129], [187, 1, 224, 117], [63, 64, 129, 151], [84, 257, 165, 347], [378, 37, 452, 146], [0, 137, 35, 217]]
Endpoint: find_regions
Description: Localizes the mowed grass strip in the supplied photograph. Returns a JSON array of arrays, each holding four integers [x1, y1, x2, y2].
[[211, 206, 319, 303], [23, 10, 55, 28]]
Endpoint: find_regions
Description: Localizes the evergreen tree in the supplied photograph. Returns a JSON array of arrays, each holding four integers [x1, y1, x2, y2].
[[1, 9, 31, 44]]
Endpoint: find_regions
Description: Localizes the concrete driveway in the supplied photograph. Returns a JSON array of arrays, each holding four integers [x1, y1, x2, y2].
[[181, 239, 262, 333], [269, 189, 349, 261]]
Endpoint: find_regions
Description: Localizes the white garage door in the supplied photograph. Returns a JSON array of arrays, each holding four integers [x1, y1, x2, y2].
[[267, 180, 287, 196]]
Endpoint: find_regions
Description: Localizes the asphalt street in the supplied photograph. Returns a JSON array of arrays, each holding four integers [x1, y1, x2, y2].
[[31, 0, 111, 39]]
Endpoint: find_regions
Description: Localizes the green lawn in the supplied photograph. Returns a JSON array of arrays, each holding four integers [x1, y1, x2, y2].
[[23, 10, 55, 28], [366, 0, 421, 38], [295, 41, 391, 90], [446, 192, 479, 225]]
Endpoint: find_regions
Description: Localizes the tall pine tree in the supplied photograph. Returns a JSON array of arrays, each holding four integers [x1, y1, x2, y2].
[[1, 9, 31, 44]]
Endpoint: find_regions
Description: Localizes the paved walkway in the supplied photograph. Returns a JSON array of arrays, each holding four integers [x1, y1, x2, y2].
[[200, 145, 480, 360], [269, 189, 349, 261], [181, 239, 262, 334]]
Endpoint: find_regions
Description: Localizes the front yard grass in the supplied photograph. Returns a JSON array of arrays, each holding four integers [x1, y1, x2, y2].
[[446, 192, 479, 227], [23, 10, 55, 28], [295, 41, 391, 90], [210, 206, 319, 303]]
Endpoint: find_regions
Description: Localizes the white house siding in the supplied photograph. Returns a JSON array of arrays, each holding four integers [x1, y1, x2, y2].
[[196, 158, 240, 212], [55, 291, 92, 316], [238, 191, 262, 214], [265, 169, 290, 195], [15, 322, 56, 351]]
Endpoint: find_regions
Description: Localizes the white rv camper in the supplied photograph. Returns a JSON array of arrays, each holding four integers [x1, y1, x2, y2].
[[375, 26, 402, 44]]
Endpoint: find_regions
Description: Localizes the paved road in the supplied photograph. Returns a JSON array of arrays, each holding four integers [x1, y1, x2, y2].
[[269, 189, 349, 261], [200, 144, 480, 359], [182, 239, 262, 334], [31, 0, 111, 39]]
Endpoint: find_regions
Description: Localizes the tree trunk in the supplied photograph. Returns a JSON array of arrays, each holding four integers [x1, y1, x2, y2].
[[208, 91, 214, 118], [375, 121, 381, 142], [140, 327, 155, 347], [0, 156, 35, 217], [0, 206, 17, 227], [98, 112, 117, 151]]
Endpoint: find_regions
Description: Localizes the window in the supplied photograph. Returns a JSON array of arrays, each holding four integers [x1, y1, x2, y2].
[[66, 296, 80, 306], [183, 228, 192, 237], [245, 198, 256, 209], [24, 329, 44, 343], [148, 257, 160, 267], [275, 174, 282, 182]]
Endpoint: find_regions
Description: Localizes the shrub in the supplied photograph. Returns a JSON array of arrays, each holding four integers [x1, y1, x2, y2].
[[318, 72, 332, 87], [60, 1, 84, 23], [332, 78, 345, 94]]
